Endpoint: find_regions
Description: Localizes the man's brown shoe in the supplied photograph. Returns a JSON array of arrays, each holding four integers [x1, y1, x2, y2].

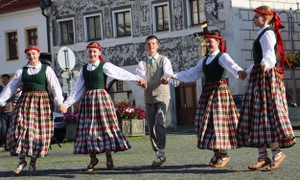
[[248, 157, 271, 170], [214, 156, 230, 168], [266, 153, 286, 171], [152, 156, 166, 168]]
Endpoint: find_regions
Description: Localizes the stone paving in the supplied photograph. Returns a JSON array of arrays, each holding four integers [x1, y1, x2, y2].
[[0, 130, 299, 180]]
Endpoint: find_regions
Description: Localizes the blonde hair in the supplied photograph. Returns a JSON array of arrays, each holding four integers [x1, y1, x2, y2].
[[255, 5, 274, 24]]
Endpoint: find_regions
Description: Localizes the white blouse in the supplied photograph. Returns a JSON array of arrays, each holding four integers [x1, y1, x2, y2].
[[64, 61, 139, 108], [245, 25, 277, 74], [173, 50, 243, 82], [0, 62, 64, 106]]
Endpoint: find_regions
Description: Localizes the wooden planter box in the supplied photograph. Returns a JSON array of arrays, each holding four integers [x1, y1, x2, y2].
[[65, 123, 77, 141], [121, 119, 145, 136]]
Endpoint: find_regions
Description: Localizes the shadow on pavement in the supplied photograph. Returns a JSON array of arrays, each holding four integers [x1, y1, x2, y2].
[[0, 164, 251, 178]]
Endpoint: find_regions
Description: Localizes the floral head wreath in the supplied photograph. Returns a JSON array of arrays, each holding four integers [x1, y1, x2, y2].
[[24, 46, 40, 54], [86, 44, 106, 62], [204, 35, 227, 53], [254, 8, 288, 78]]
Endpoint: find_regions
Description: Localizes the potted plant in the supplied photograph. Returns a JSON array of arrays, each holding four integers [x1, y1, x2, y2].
[[285, 51, 300, 69], [62, 113, 79, 140], [115, 101, 146, 136]]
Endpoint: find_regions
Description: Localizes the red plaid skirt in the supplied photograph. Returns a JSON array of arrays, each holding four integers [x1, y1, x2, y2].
[[195, 79, 239, 150], [73, 89, 131, 154], [6, 91, 53, 157], [237, 65, 296, 148]]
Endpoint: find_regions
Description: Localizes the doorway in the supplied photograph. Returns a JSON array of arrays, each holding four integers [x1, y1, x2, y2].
[[175, 82, 197, 125]]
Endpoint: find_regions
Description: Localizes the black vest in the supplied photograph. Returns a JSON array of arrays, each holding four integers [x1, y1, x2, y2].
[[203, 52, 226, 82], [252, 27, 276, 64]]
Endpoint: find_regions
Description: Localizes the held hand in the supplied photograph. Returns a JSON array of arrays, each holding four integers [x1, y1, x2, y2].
[[261, 64, 268, 73], [160, 78, 169, 84], [137, 79, 148, 89], [58, 104, 68, 114], [238, 71, 247, 80], [160, 75, 173, 84]]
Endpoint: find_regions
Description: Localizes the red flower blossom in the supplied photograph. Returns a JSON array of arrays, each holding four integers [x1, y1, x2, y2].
[[115, 102, 146, 120]]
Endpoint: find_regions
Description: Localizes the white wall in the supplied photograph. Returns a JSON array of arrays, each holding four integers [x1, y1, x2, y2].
[[217, 0, 300, 94], [0, 7, 48, 75]]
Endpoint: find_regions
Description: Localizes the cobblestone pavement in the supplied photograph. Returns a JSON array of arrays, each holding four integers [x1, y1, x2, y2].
[[0, 129, 299, 180]]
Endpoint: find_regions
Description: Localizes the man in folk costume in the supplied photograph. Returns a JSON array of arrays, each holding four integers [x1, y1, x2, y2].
[[136, 35, 174, 167], [164, 31, 246, 168], [237, 5, 296, 171], [0, 45, 65, 176]]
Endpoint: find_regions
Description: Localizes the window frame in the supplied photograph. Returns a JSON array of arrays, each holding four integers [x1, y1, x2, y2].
[[187, 0, 204, 27], [112, 9, 132, 38], [84, 13, 103, 41], [26, 28, 38, 46], [57, 18, 75, 45], [152, 2, 170, 32], [6, 31, 18, 60]]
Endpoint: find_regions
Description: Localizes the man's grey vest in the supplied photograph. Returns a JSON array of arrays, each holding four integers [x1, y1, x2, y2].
[[144, 55, 170, 104]]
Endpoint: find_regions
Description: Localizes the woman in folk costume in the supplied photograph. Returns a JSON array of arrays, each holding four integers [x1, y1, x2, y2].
[[163, 31, 246, 168], [237, 5, 296, 171], [62, 42, 141, 172], [0, 45, 64, 176]]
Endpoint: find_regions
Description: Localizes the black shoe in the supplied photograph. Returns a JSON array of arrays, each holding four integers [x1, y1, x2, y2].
[[10, 151, 18, 156]]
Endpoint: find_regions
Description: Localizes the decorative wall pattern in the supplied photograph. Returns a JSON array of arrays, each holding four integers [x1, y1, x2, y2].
[[173, 0, 184, 31], [72, 35, 200, 74], [50, 0, 203, 73], [204, 0, 223, 24]]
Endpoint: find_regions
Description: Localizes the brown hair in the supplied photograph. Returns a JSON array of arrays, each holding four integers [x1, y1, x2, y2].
[[87, 41, 101, 47], [146, 35, 159, 43]]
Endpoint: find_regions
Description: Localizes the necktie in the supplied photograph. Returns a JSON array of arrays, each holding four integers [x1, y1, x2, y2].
[[149, 57, 155, 64]]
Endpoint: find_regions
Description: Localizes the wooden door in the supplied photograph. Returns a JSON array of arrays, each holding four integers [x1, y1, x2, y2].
[[175, 82, 197, 125]]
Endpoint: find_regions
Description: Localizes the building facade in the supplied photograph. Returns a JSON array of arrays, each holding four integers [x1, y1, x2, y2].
[[0, 0, 49, 78], [1, 0, 299, 127]]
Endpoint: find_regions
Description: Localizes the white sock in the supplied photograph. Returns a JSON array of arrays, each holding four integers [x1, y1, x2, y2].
[[158, 149, 165, 157]]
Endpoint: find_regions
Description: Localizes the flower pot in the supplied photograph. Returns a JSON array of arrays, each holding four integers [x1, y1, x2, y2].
[[121, 119, 145, 136], [65, 123, 77, 141]]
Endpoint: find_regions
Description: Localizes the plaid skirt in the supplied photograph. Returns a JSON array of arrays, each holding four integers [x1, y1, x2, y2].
[[195, 79, 239, 150], [73, 89, 131, 154], [6, 91, 53, 157], [237, 65, 296, 148]]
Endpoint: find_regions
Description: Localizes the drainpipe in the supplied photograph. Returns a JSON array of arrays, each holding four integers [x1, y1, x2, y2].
[[40, 0, 52, 53]]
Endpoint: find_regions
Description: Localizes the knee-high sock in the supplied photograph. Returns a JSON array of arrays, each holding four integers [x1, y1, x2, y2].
[[258, 145, 268, 161], [270, 142, 282, 161]]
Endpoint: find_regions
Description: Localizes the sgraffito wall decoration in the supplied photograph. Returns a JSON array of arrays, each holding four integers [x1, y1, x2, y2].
[[50, 0, 208, 74]]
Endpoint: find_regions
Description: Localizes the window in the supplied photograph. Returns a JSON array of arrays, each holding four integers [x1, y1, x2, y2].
[[115, 11, 131, 37], [7, 32, 18, 60], [59, 19, 74, 44], [27, 28, 38, 46], [85, 15, 102, 41], [154, 4, 169, 31], [189, 0, 204, 26]]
